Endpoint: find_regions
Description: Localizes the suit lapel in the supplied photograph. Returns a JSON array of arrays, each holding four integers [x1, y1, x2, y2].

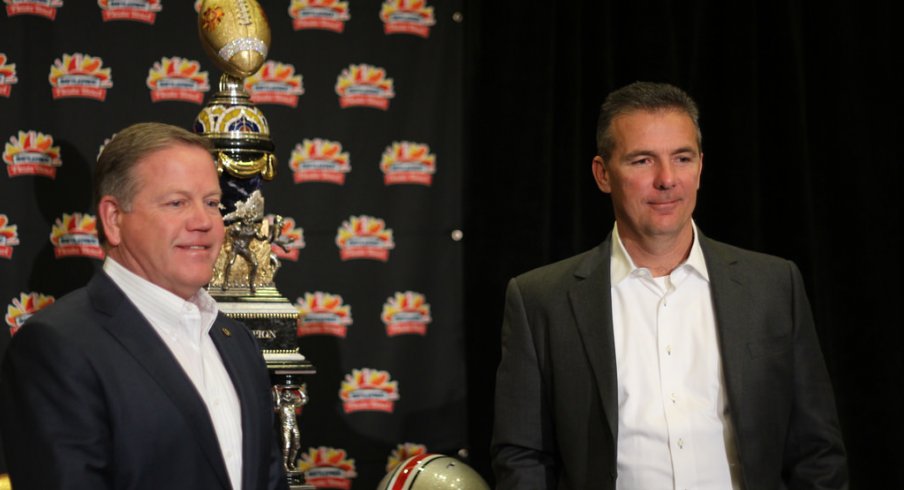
[[568, 239, 619, 441], [87, 273, 232, 490]]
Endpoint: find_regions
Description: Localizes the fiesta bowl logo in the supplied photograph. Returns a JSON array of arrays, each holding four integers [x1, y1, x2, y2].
[[335, 64, 395, 110], [289, 139, 350, 184], [3, 130, 62, 178], [340, 368, 399, 413], [382, 291, 432, 336], [147, 57, 210, 104], [246, 61, 304, 107], [295, 292, 351, 338], [381, 141, 436, 186], [380, 0, 435, 38], [335, 215, 394, 261], [0, 214, 20, 259], [386, 443, 428, 473], [298, 447, 357, 490], [50, 213, 104, 259], [4, 0, 63, 19], [288, 0, 350, 32], [0, 53, 18, 97], [268, 215, 304, 261], [49, 53, 113, 101], [98, 0, 161, 23], [6, 292, 55, 337]]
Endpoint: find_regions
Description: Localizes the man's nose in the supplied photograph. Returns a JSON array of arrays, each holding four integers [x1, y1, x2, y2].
[[654, 162, 676, 190], [187, 201, 216, 230]]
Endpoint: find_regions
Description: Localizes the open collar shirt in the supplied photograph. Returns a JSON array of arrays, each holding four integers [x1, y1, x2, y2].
[[104, 258, 244, 490], [610, 222, 741, 490]]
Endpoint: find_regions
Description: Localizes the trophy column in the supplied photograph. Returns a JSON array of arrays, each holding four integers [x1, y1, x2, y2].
[[195, 2, 315, 488]]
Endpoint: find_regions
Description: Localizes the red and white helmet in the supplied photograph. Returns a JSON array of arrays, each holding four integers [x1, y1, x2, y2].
[[378, 454, 490, 490]]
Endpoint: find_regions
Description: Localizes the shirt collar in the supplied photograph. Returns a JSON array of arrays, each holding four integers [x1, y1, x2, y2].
[[610, 221, 710, 285]]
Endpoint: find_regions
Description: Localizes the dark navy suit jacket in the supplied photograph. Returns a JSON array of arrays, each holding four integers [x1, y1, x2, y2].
[[0, 272, 288, 490]]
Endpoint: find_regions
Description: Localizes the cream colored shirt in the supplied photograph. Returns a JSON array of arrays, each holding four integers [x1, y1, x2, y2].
[[104, 258, 243, 490], [610, 223, 741, 490]]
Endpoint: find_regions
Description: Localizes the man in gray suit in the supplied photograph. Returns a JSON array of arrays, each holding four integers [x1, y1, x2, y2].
[[491, 82, 848, 489]]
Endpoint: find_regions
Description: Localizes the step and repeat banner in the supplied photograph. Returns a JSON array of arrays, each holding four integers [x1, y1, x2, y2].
[[0, 1, 464, 487]]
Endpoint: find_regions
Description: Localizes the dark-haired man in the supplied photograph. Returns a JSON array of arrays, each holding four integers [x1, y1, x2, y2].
[[0, 122, 287, 490], [492, 82, 848, 489]]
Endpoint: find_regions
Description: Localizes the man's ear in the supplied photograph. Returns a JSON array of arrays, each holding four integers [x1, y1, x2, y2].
[[592, 155, 612, 193], [97, 196, 124, 246]]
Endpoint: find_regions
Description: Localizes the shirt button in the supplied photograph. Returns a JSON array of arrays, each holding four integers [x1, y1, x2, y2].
[[677, 438, 685, 449]]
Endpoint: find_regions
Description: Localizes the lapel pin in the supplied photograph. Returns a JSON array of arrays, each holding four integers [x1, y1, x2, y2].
[[221, 327, 232, 337]]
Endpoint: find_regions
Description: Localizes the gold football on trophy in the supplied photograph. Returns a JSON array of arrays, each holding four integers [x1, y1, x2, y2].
[[198, 0, 271, 79]]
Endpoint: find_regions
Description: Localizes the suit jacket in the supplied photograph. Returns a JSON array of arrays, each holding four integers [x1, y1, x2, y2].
[[0, 272, 288, 490], [491, 233, 848, 490]]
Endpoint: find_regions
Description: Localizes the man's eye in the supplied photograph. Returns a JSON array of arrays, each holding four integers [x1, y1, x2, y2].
[[206, 200, 221, 208], [631, 158, 650, 165], [167, 200, 185, 208]]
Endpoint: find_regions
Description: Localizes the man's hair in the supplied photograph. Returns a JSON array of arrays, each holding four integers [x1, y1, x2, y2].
[[595, 81, 701, 160], [93, 122, 213, 241]]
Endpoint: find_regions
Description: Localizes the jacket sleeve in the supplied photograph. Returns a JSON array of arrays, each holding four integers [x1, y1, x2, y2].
[[0, 321, 114, 490], [491, 278, 559, 490]]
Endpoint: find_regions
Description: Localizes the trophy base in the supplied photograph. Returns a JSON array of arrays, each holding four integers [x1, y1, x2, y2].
[[214, 293, 299, 351]]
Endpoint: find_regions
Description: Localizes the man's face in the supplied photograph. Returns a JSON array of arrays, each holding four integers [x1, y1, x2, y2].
[[592, 109, 702, 244], [101, 144, 224, 299]]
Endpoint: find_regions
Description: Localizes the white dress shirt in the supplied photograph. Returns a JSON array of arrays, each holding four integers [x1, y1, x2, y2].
[[104, 258, 244, 490], [610, 223, 741, 490]]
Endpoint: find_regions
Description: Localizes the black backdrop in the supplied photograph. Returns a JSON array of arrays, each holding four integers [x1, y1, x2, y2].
[[463, 0, 903, 488]]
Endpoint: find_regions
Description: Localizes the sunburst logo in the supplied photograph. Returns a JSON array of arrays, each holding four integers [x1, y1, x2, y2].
[[268, 215, 305, 261], [382, 291, 432, 336], [385, 443, 428, 473], [298, 447, 357, 490], [335, 64, 395, 110], [0, 53, 18, 98], [50, 213, 104, 259], [295, 292, 352, 338], [4, 0, 63, 19], [48, 53, 113, 101], [289, 139, 350, 184], [335, 215, 394, 261], [288, 0, 350, 32], [381, 141, 436, 186], [146, 56, 210, 104], [245, 61, 304, 107], [98, 0, 161, 23], [339, 368, 399, 413], [0, 214, 20, 259], [380, 0, 435, 38], [5, 292, 55, 336], [3, 130, 62, 178]]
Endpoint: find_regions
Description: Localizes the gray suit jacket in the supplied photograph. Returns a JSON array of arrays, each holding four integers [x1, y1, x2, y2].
[[491, 233, 847, 490], [0, 272, 288, 490]]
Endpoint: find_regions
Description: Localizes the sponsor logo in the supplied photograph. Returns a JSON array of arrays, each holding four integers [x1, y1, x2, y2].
[[340, 368, 399, 413], [335, 64, 395, 110], [245, 61, 304, 107], [288, 0, 349, 33], [295, 292, 351, 338], [268, 214, 304, 261], [98, 0, 161, 23], [380, 0, 435, 38], [381, 141, 436, 186], [289, 139, 350, 184], [0, 214, 20, 259], [49, 53, 113, 101], [6, 292, 55, 337], [3, 130, 62, 178], [4, 0, 62, 19], [382, 291, 431, 336], [146, 56, 210, 104], [50, 213, 104, 260], [385, 442, 428, 473], [335, 215, 394, 261], [0, 53, 18, 98], [298, 447, 357, 490]]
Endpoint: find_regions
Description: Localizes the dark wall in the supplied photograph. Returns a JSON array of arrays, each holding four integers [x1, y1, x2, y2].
[[464, 0, 903, 487]]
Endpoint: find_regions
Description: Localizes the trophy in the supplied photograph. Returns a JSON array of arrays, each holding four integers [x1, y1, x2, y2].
[[195, 2, 314, 488]]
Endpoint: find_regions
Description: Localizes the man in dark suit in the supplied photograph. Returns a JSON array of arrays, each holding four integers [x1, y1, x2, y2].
[[0, 122, 287, 490], [491, 82, 848, 489]]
